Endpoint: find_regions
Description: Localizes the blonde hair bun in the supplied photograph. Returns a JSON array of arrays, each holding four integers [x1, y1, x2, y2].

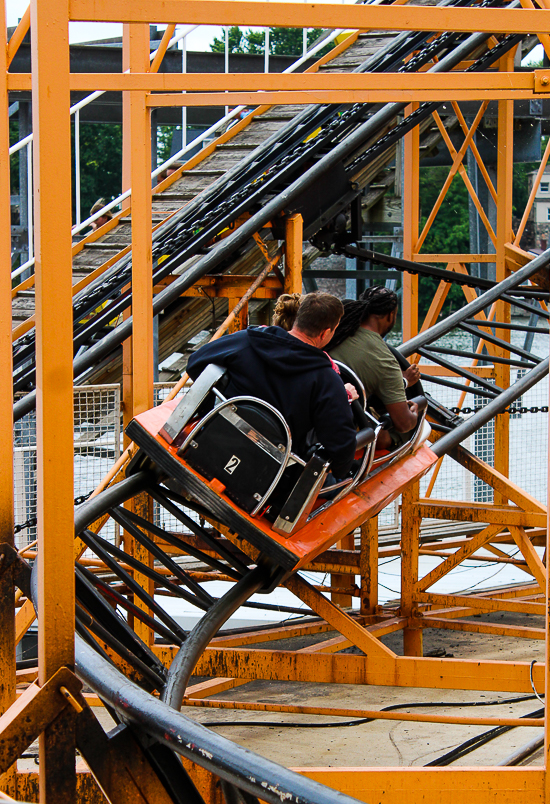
[[273, 293, 302, 331]]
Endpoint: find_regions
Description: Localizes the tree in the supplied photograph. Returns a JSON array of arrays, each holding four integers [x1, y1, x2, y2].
[[72, 122, 123, 223], [210, 26, 330, 56], [416, 165, 471, 319]]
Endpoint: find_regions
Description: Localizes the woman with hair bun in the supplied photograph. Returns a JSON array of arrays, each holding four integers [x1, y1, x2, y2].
[[328, 286, 421, 451], [273, 292, 359, 403], [272, 293, 302, 331]]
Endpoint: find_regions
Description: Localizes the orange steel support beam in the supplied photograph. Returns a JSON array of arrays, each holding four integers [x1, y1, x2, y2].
[[194, 646, 545, 693], [126, 23, 155, 645], [360, 518, 378, 615], [283, 575, 395, 660], [493, 51, 514, 490], [431, 110, 497, 248], [545, 357, 550, 804], [284, 213, 304, 295], [30, 0, 76, 797], [401, 481, 422, 656], [416, 103, 488, 252], [9, 71, 550, 93], [129, 23, 154, 419], [67, 1, 550, 36], [149, 23, 176, 73], [298, 768, 544, 804], [182, 697, 543, 728], [415, 524, 503, 593], [451, 101, 498, 205], [0, 3, 15, 796], [12, 69, 550, 98], [7, 5, 30, 67]]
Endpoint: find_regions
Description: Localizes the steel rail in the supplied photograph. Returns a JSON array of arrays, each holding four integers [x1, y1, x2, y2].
[[12, 8, 419, 361], [431, 356, 549, 457], [75, 636, 363, 804], [14, 7, 512, 394], [340, 244, 550, 299], [399, 246, 550, 358], [29, 467, 365, 804], [12, 29, 516, 419], [161, 564, 271, 709]]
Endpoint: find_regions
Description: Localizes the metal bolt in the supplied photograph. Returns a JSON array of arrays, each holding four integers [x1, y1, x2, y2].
[[285, 516, 290, 520], [278, 445, 285, 452], [190, 440, 198, 449], [313, 472, 318, 477], [253, 493, 261, 501], [542, 76, 549, 85]]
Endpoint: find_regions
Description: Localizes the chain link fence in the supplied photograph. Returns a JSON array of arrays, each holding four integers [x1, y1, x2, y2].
[[14, 385, 121, 549]]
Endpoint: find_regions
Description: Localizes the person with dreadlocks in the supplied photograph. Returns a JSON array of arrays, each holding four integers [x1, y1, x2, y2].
[[328, 286, 421, 452]]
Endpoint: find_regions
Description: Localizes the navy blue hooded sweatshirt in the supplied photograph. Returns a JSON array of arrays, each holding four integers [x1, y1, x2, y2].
[[186, 326, 357, 478]]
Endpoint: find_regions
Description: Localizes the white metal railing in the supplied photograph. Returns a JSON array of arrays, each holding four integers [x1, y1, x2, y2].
[[10, 21, 352, 282]]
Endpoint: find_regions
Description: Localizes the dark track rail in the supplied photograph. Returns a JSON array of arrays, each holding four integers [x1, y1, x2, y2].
[[27, 249, 547, 803], [16, 12, 549, 799], [13, 4, 523, 419]]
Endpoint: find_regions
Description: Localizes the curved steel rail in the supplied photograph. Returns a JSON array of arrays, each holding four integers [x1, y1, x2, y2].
[[25, 468, 362, 804], [13, 12, 523, 418]]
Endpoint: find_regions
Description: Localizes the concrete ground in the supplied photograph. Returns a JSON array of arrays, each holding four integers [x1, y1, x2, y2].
[[17, 611, 546, 776], [180, 611, 546, 769]]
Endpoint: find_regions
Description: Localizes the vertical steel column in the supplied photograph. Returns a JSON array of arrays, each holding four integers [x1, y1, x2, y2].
[[331, 532, 354, 608], [30, 0, 76, 798], [401, 480, 422, 656], [121, 25, 132, 215], [545, 340, 550, 803], [402, 104, 420, 342], [130, 24, 154, 418], [284, 213, 303, 295], [360, 518, 378, 615], [0, 2, 15, 797], [493, 51, 514, 491], [129, 24, 155, 646], [122, 26, 134, 441]]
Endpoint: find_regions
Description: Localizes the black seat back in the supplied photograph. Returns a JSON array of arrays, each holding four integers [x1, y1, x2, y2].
[[179, 399, 289, 515]]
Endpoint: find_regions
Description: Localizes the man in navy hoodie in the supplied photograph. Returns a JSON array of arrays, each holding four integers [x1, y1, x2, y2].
[[186, 292, 357, 479]]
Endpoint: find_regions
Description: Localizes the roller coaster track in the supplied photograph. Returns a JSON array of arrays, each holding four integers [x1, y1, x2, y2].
[[14, 245, 549, 804], [12, 2, 527, 422], [13, 9, 550, 800]]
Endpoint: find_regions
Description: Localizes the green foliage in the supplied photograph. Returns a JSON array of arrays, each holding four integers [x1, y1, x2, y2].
[[210, 26, 330, 56], [9, 119, 20, 197], [157, 125, 178, 165], [72, 122, 122, 223], [417, 165, 471, 319]]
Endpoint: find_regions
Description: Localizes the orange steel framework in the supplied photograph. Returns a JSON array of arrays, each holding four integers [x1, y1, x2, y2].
[[2, 0, 550, 801]]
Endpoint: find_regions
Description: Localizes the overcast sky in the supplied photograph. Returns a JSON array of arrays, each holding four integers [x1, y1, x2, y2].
[[8, 0, 542, 63], [6, 0, 224, 50]]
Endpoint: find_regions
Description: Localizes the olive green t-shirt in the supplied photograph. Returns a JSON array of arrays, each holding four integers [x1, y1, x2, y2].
[[329, 327, 406, 406]]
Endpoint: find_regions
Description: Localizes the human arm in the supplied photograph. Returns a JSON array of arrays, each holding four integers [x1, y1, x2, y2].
[[311, 373, 358, 478], [402, 363, 420, 388], [385, 399, 418, 433]]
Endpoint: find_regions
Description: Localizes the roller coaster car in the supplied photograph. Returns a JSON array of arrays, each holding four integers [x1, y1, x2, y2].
[[126, 363, 437, 571]]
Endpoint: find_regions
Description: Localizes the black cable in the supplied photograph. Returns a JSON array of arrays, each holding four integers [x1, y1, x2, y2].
[[424, 706, 544, 766], [200, 694, 544, 729]]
